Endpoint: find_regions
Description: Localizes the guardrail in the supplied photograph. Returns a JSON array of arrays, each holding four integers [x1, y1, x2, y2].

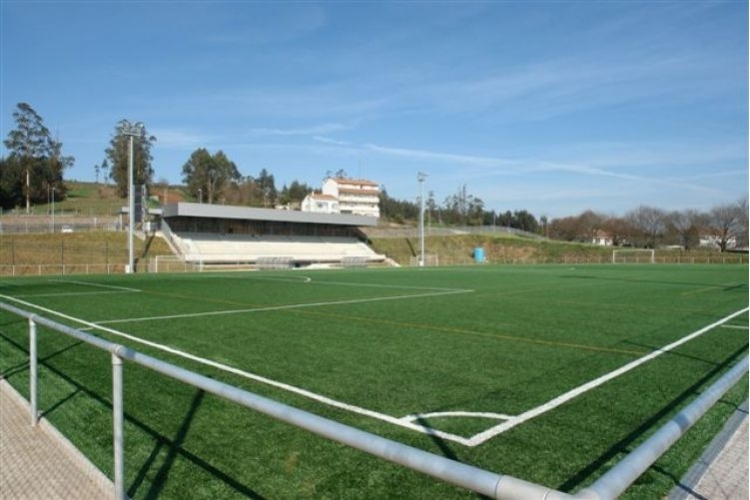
[[1, 301, 746, 499]]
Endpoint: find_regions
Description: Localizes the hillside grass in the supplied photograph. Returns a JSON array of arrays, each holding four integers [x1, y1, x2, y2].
[[2, 181, 192, 217], [2, 180, 745, 271], [370, 234, 746, 266], [0, 232, 172, 274]]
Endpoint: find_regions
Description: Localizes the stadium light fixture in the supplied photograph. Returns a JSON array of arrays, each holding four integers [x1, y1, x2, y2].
[[417, 171, 427, 267], [121, 121, 145, 274]]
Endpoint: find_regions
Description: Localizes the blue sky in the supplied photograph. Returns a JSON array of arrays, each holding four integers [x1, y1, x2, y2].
[[1, 1, 747, 218]]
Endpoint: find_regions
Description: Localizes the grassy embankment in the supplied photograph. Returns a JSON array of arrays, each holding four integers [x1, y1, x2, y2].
[[2, 181, 743, 272]]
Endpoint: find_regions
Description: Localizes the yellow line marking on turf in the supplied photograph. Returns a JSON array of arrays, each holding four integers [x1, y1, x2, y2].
[[291, 309, 647, 357]]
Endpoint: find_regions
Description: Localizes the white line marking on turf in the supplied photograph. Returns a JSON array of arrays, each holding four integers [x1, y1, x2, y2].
[[465, 307, 749, 446], [186, 273, 313, 284], [48, 279, 142, 293], [95, 288, 474, 325], [402, 411, 513, 422], [306, 280, 470, 292], [15, 291, 135, 299], [0, 293, 476, 446], [4, 290, 742, 448], [721, 324, 749, 330]]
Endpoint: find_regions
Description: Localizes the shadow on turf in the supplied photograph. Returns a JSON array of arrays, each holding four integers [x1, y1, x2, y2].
[[559, 274, 748, 292], [415, 416, 460, 463], [557, 345, 747, 494], [0, 330, 85, 380], [623, 339, 737, 367], [0, 329, 266, 499]]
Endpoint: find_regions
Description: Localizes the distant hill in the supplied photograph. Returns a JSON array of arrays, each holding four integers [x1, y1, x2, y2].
[[1, 181, 191, 218]]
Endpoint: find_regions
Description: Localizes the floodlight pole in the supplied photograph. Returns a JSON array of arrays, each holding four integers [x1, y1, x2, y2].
[[418, 171, 427, 267], [121, 122, 145, 274]]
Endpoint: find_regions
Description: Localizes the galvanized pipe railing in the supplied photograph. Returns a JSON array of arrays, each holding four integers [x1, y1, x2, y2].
[[576, 354, 749, 500], [2, 300, 746, 500]]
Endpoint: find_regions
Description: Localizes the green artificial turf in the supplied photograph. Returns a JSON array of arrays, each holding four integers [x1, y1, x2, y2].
[[0, 263, 747, 498]]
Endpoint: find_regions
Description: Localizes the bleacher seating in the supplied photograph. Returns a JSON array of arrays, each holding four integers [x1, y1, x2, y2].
[[170, 232, 384, 267]]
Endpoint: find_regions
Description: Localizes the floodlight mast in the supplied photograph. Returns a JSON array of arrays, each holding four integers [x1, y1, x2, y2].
[[121, 122, 145, 274], [417, 171, 427, 267]]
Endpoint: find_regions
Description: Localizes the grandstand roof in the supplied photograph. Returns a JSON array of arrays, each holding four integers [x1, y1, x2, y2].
[[161, 203, 378, 227]]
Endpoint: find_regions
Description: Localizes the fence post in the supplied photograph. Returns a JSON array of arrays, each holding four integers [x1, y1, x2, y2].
[[29, 316, 39, 426], [111, 352, 125, 500]]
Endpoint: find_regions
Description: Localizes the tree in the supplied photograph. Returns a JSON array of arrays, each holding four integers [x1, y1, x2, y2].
[[181, 149, 240, 204], [513, 210, 539, 233], [577, 210, 605, 242], [256, 168, 277, 207], [666, 209, 707, 250], [539, 215, 549, 237], [101, 159, 109, 185], [735, 195, 748, 249], [3, 102, 73, 211], [626, 205, 666, 248], [548, 211, 604, 242], [601, 216, 632, 247], [443, 184, 481, 225], [105, 120, 156, 198], [426, 190, 437, 226], [279, 180, 312, 206], [548, 215, 581, 241], [709, 202, 742, 251]]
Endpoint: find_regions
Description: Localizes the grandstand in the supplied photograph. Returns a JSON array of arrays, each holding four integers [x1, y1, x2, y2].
[[158, 203, 385, 268]]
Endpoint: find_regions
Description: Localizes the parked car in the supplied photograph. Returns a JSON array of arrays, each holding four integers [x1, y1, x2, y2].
[[61, 225, 74, 233]]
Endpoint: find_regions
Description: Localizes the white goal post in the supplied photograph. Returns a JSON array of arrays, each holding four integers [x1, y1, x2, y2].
[[612, 248, 655, 264], [409, 254, 439, 267]]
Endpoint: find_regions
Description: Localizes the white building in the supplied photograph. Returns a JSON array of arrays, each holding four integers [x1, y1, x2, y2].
[[322, 177, 380, 218], [301, 193, 340, 214], [592, 230, 613, 246]]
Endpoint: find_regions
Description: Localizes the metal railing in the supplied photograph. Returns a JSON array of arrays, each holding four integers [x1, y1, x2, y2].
[[1, 301, 746, 500]]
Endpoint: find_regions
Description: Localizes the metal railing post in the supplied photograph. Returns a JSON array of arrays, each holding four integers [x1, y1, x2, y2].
[[29, 316, 38, 426], [111, 352, 125, 500]]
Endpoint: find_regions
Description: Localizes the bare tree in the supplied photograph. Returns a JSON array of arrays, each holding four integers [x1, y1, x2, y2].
[[736, 195, 748, 248], [709, 201, 743, 251], [626, 205, 666, 248], [666, 209, 707, 251]]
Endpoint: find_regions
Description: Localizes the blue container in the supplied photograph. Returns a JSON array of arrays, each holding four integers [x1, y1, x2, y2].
[[474, 247, 485, 263]]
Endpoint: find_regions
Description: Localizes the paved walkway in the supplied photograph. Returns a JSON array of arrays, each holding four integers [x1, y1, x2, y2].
[[0, 378, 747, 499], [668, 400, 749, 500], [0, 379, 115, 499]]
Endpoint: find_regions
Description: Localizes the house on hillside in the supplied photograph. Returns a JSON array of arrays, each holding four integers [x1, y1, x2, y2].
[[300, 193, 339, 214], [321, 177, 380, 218], [700, 231, 737, 250], [592, 230, 614, 246]]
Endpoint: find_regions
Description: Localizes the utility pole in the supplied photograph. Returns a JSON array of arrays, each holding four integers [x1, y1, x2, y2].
[[418, 171, 427, 267], [121, 122, 145, 274]]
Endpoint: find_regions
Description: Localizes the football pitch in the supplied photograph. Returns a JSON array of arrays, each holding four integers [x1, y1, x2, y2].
[[0, 263, 747, 499]]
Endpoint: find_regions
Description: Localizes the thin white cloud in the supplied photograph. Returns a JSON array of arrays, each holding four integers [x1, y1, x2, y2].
[[150, 128, 216, 149], [313, 136, 350, 146], [553, 140, 748, 169], [250, 122, 350, 137], [360, 141, 727, 196], [364, 143, 515, 168], [408, 52, 735, 121]]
